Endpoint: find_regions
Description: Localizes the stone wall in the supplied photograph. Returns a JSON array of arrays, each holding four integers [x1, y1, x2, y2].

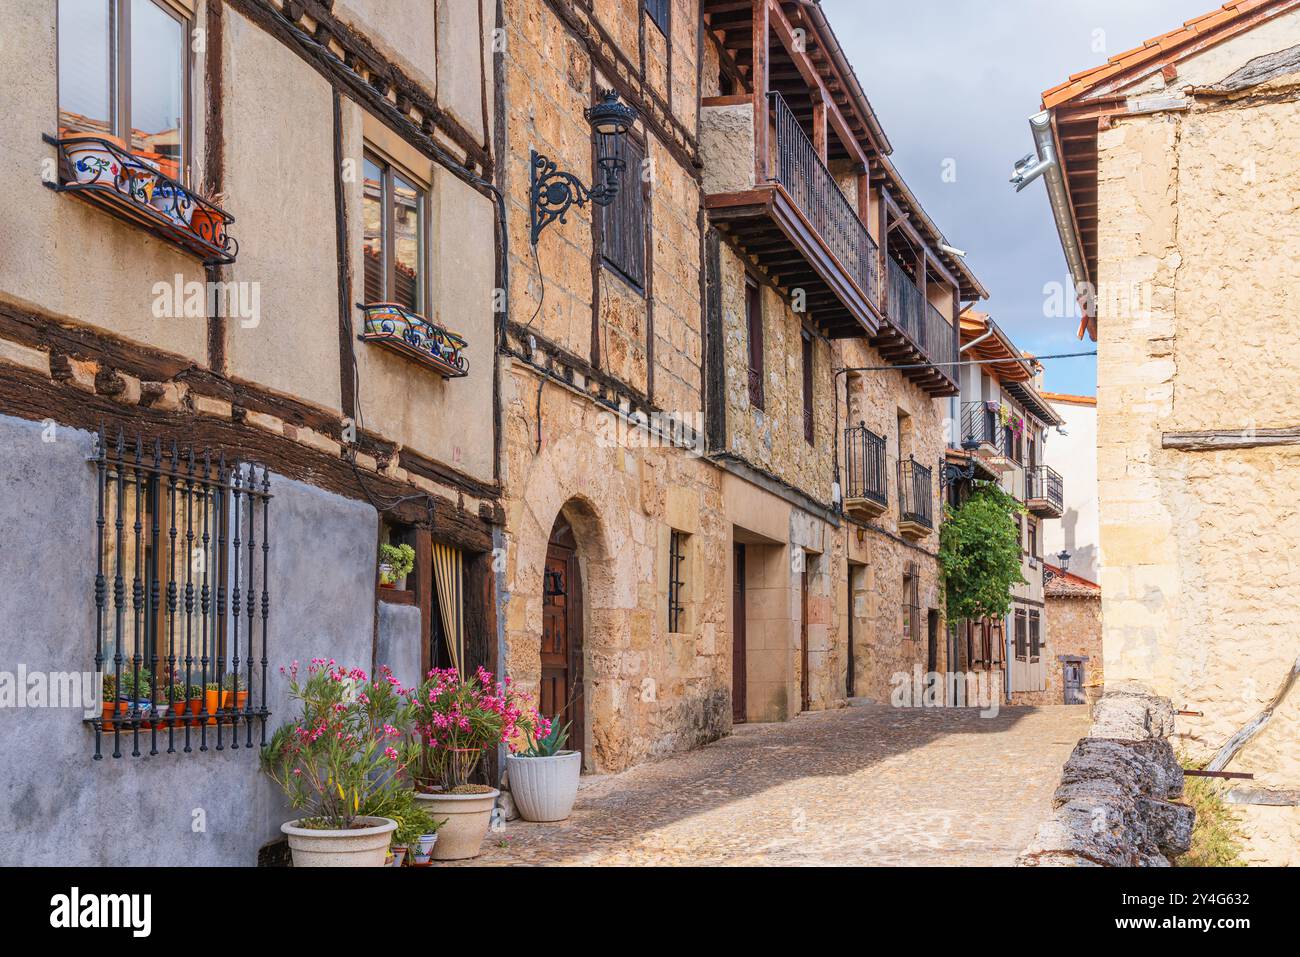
[[1094, 36, 1300, 863], [1018, 685, 1193, 866], [1046, 591, 1103, 705]]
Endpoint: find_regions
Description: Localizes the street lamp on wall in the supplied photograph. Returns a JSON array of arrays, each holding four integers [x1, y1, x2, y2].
[[530, 89, 638, 245]]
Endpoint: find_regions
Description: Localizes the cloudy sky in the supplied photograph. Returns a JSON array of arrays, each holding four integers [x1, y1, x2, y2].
[[823, 0, 1217, 396]]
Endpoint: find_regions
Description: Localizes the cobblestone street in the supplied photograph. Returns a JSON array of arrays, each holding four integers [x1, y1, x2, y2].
[[465, 702, 1089, 866]]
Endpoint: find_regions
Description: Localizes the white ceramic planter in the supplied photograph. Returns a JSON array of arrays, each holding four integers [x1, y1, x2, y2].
[[280, 816, 396, 868], [505, 750, 582, 822], [413, 789, 499, 860]]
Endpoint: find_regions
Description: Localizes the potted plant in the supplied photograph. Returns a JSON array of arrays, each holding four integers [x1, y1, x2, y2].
[[119, 669, 152, 722], [407, 666, 540, 860], [204, 682, 221, 725], [378, 542, 415, 589], [100, 674, 127, 725], [506, 717, 582, 822], [260, 660, 409, 867], [222, 672, 249, 714], [361, 776, 443, 868], [164, 682, 187, 722], [61, 131, 126, 186], [185, 684, 204, 726], [189, 180, 230, 248]]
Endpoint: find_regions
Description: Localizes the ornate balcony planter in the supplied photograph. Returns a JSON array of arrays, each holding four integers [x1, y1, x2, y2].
[[44, 133, 237, 265], [358, 302, 469, 379]]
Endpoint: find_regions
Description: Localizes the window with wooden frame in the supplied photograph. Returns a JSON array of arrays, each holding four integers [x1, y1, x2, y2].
[[1013, 513, 1023, 552], [1014, 607, 1028, 661], [599, 133, 647, 290], [667, 529, 688, 634], [1029, 610, 1042, 663], [58, 0, 191, 183], [1027, 517, 1039, 564], [92, 430, 272, 760], [644, 0, 670, 35], [362, 148, 428, 314], [801, 329, 815, 444], [746, 277, 764, 409]]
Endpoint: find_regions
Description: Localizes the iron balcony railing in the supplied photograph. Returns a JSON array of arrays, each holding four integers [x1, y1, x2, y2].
[[898, 457, 934, 530], [886, 258, 957, 375], [769, 92, 879, 305], [1026, 465, 1064, 511], [843, 424, 888, 506], [960, 401, 1000, 450]]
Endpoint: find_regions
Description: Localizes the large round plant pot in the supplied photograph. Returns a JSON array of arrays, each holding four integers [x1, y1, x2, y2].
[[280, 816, 396, 868], [413, 789, 499, 860], [505, 751, 582, 822]]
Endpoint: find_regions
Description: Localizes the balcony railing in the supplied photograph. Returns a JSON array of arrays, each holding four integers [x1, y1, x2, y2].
[[44, 133, 237, 265], [843, 424, 888, 508], [886, 258, 956, 374], [960, 401, 1000, 450], [899, 457, 933, 531], [1026, 465, 1064, 515], [769, 92, 879, 305]]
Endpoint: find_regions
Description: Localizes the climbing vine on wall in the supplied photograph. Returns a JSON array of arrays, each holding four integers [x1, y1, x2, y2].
[[939, 481, 1026, 623]]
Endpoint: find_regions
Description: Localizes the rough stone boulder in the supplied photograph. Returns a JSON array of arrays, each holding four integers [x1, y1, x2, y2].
[[1017, 686, 1193, 867]]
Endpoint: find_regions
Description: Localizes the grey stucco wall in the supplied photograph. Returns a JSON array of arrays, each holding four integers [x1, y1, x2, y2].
[[376, 601, 422, 692], [0, 414, 391, 865]]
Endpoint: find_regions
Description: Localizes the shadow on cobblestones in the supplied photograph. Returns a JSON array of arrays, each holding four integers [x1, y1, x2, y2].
[[451, 702, 1089, 866]]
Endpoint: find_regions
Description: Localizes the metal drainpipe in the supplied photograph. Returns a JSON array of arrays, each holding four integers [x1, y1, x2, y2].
[[959, 329, 994, 353], [1028, 111, 1090, 311]]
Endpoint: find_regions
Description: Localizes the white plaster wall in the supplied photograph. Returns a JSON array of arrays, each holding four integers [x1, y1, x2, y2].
[[1043, 399, 1098, 584]]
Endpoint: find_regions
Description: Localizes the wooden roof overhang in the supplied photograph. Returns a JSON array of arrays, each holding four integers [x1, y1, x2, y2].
[[706, 184, 881, 339], [959, 313, 1035, 384], [701, 0, 987, 302], [1040, 0, 1300, 338]]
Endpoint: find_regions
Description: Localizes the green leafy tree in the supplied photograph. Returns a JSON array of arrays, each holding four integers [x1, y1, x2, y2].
[[939, 482, 1026, 622]]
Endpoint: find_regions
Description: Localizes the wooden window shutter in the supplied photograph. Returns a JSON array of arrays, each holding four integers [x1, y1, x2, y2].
[[599, 134, 646, 289]]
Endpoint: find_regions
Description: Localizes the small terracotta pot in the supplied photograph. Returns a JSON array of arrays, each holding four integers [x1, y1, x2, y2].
[[205, 689, 221, 725], [190, 207, 227, 246], [234, 690, 248, 714], [187, 697, 204, 727], [101, 700, 128, 725]]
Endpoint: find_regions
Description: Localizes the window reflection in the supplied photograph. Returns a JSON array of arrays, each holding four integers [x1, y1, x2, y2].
[[130, 0, 185, 181], [58, 0, 115, 138]]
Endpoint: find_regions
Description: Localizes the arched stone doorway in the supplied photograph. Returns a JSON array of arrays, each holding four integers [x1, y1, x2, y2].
[[542, 514, 586, 762]]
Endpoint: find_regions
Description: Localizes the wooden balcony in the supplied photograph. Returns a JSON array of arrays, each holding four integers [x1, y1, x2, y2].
[[872, 258, 958, 397], [703, 91, 879, 339]]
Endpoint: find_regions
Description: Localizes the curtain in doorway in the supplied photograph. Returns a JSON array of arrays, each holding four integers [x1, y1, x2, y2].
[[432, 542, 464, 675]]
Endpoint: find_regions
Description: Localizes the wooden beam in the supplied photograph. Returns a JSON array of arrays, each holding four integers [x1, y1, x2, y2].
[[1164, 427, 1300, 451]]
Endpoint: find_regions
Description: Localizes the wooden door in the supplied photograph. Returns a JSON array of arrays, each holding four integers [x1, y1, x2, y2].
[[845, 573, 855, 699], [542, 520, 584, 760], [732, 545, 747, 724], [1063, 660, 1086, 705], [927, 609, 939, 673], [800, 564, 810, 712]]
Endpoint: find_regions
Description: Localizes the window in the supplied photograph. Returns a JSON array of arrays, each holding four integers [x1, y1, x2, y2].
[[801, 329, 814, 444], [58, 0, 190, 183], [1028, 518, 1038, 563], [93, 431, 272, 759], [746, 277, 764, 409], [1029, 610, 1042, 663], [1013, 513, 1023, 552], [644, 0, 670, 35], [667, 530, 688, 634], [600, 133, 646, 289], [902, 562, 920, 641], [363, 149, 427, 313], [1014, 607, 1028, 661]]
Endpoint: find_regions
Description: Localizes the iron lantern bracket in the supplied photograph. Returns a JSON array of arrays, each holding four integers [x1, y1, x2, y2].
[[940, 457, 976, 490], [529, 150, 618, 245]]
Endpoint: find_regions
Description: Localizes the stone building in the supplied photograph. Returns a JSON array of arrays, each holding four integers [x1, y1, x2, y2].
[[0, 0, 501, 865], [1042, 562, 1102, 705], [1030, 0, 1300, 863], [1041, 393, 1098, 584], [945, 312, 1064, 705], [495, 0, 983, 773]]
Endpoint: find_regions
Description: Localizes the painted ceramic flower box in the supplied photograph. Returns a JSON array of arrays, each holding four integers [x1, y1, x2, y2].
[[45, 132, 237, 265], [359, 303, 470, 379]]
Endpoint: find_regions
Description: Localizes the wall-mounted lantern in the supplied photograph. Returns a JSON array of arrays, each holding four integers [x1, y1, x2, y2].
[[530, 89, 638, 245]]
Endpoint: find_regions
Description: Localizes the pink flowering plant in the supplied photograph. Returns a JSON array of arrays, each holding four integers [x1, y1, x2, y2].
[[407, 666, 547, 790], [260, 659, 414, 830]]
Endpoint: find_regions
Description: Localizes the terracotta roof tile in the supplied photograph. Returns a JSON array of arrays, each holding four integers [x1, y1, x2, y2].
[[1041, 0, 1300, 108]]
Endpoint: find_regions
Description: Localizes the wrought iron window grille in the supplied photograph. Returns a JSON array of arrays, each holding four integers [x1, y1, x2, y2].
[[843, 423, 888, 506], [43, 133, 237, 266], [668, 530, 687, 634], [91, 429, 271, 760]]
